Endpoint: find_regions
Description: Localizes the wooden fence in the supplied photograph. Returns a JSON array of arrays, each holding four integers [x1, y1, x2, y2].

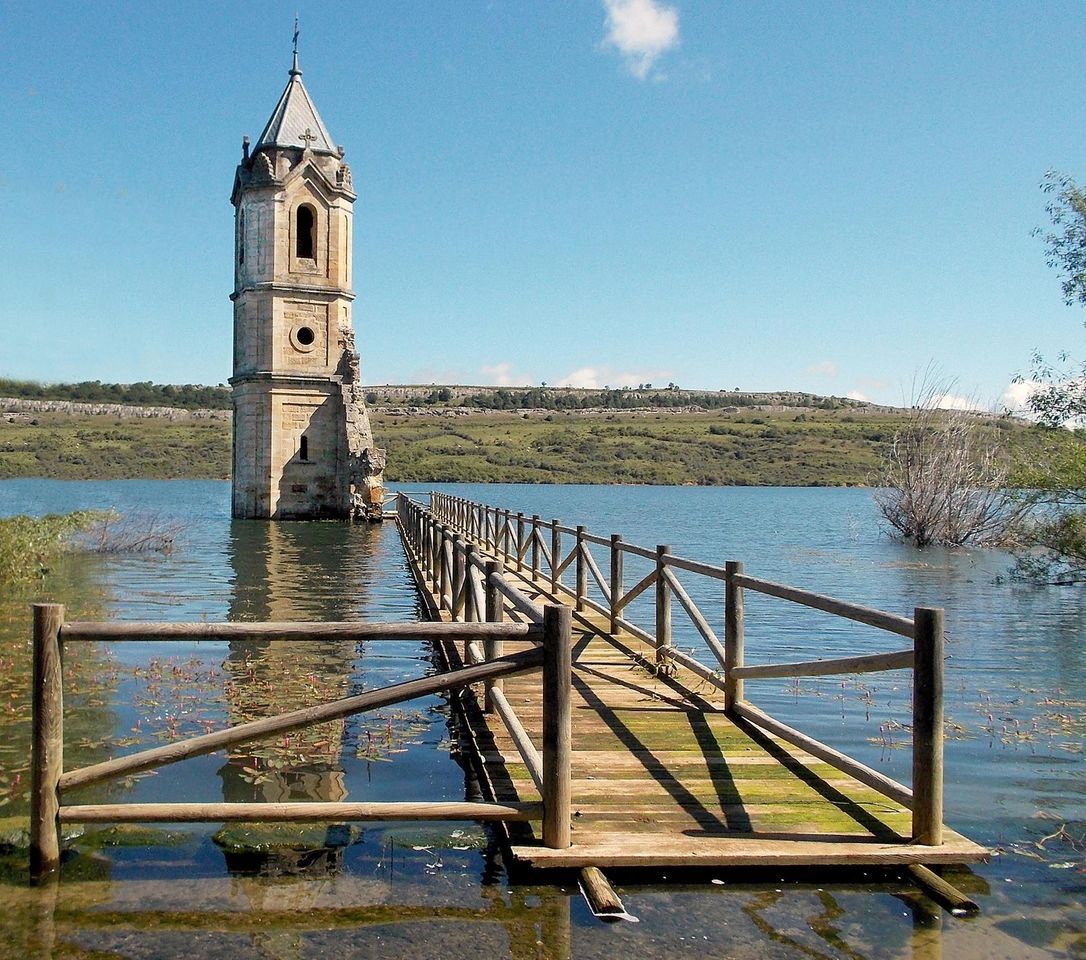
[[415, 491, 946, 851], [29, 605, 572, 882]]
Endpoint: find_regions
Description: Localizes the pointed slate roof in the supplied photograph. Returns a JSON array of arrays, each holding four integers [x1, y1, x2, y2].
[[255, 53, 336, 154]]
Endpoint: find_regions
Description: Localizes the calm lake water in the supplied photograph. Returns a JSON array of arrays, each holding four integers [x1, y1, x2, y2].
[[0, 479, 1082, 959]]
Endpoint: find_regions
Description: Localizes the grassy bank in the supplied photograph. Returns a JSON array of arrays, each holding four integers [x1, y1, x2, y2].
[[2, 405, 1080, 486]]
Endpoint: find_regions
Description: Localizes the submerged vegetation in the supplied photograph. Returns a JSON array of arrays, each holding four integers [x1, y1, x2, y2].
[[0, 511, 103, 583], [873, 376, 1028, 548], [0, 510, 181, 585]]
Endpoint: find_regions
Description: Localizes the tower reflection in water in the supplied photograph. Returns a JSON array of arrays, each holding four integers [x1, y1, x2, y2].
[[217, 519, 383, 876]]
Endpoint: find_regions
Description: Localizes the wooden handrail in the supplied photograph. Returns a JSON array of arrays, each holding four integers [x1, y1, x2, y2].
[[611, 566, 657, 614], [732, 574, 915, 639], [660, 567, 727, 671], [489, 687, 544, 791], [732, 700, 914, 808], [731, 649, 914, 680], [60, 620, 538, 642], [60, 646, 545, 793], [581, 544, 612, 604], [60, 800, 543, 823], [489, 572, 545, 624]]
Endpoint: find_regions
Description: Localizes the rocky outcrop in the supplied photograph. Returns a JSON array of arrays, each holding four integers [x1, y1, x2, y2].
[[0, 398, 230, 421]]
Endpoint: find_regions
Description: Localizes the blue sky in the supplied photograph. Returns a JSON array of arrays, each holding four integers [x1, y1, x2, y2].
[[2, 1, 1083, 409]]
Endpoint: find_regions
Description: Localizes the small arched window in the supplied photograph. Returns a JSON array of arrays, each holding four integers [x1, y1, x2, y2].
[[238, 209, 245, 264], [300, 435, 309, 462], [296, 205, 316, 260]]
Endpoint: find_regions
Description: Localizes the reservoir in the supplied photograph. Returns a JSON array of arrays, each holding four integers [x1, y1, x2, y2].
[[1, 479, 1082, 959]]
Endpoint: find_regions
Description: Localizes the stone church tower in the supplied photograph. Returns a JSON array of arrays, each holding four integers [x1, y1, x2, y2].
[[230, 51, 384, 520]]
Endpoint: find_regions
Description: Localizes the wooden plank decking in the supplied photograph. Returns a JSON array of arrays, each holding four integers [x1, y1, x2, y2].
[[402, 534, 988, 872]]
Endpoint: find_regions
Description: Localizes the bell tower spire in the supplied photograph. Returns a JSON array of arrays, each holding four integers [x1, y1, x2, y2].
[[229, 44, 385, 520]]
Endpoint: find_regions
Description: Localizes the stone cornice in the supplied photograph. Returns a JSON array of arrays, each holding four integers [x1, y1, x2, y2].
[[230, 282, 355, 302], [230, 372, 347, 387]]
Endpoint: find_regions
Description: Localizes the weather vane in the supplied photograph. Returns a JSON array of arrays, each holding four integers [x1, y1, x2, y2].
[[293, 15, 299, 56]]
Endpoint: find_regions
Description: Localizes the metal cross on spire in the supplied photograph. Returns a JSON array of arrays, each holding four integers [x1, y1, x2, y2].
[[291, 15, 301, 75], [299, 128, 316, 149]]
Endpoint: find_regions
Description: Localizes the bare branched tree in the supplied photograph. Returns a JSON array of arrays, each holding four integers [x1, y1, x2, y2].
[[874, 374, 1025, 547]]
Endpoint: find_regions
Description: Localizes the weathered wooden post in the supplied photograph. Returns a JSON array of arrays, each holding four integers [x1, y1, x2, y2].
[[462, 543, 477, 663], [655, 545, 672, 672], [542, 604, 572, 849], [429, 515, 441, 590], [452, 534, 465, 621], [609, 534, 623, 635], [515, 513, 526, 572], [724, 560, 745, 713], [438, 525, 451, 611], [484, 560, 503, 713], [31, 603, 64, 882], [530, 515, 541, 581], [912, 606, 944, 846], [575, 526, 588, 612], [550, 520, 561, 594], [463, 543, 477, 622]]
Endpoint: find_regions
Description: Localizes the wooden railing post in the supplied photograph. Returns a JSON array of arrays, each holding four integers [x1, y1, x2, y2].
[[516, 513, 526, 572], [463, 543, 477, 622], [531, 515, 541, 581], [430, 516, 441, 590], [550, 520, 561, 593], [484, 560, 503, 713], [912, 606, 944, 846], [724, 560, 745, 713], [31, 603, 64, 882], [609, 535, 623, 635], [452, 534, 465, 621], [542, 604, 572, 849], [574, 526, 587, 612], [655, 545, 672, 671], [439, 526, 451, 611]]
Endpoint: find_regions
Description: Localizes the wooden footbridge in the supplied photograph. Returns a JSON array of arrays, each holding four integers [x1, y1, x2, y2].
[[397, 493, 986, 893], [26, 489, 985, 913]]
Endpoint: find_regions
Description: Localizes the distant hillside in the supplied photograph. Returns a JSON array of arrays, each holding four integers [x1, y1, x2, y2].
[[3, 397, 1079, 487], [2, 378, 875, 414]]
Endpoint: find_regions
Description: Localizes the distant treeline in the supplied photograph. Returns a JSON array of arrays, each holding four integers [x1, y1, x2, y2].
[[369, 386, 859, 412], [0, 379, 232, 410], [2, 378, 863, 414]]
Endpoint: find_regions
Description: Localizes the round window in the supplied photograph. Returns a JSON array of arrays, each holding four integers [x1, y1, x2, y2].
[[289, 324, 318, 353]]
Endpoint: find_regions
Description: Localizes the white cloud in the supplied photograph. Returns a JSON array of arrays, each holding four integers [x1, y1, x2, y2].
[[858, 375, 891, 391], [845, 390, 869, 402], [479, 362, 524, 387], [601, 0, 680, 79], [933, 393, 985, 412], [556, 365, 673, 389], [807, 360, 837, 378], [1001, 380, 1041, 415]]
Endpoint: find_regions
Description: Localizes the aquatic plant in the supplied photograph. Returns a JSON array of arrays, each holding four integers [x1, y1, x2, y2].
[[0, 511, 104, 583]]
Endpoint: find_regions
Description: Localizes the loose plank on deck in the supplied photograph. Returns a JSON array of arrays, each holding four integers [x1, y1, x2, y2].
[[403, 536, 988, 871]]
